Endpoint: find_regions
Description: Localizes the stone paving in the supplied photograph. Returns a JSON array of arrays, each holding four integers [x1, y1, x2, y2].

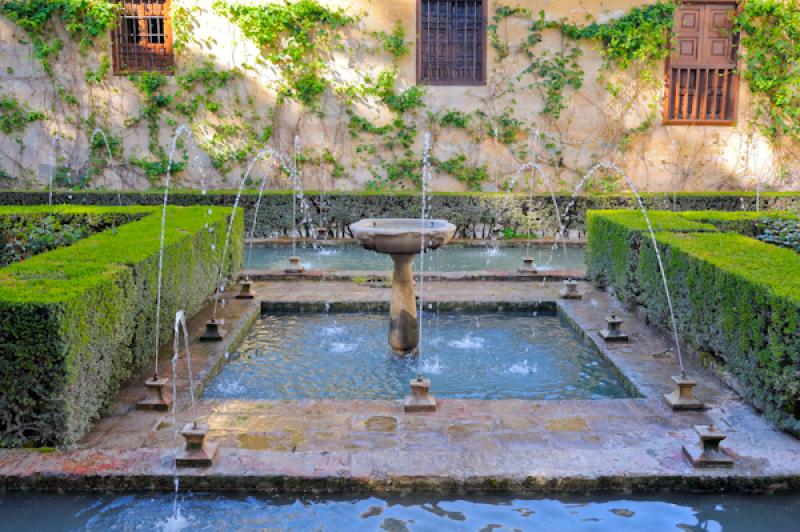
[[1, 280, 799, 493]]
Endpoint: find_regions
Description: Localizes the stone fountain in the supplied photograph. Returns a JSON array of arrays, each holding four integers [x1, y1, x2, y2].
[[351, 218, 456, 353]]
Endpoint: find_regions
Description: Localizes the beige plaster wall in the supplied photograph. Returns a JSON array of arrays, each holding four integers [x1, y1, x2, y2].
[[0, 0, 794, 193]]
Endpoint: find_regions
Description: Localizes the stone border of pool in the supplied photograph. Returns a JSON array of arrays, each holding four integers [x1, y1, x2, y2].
[[1, 280, 799, 495], [241, 237, 588, 282], [239, 269, 589, 282]]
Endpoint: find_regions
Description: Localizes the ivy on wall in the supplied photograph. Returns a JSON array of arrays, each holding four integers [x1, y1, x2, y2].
[[0, 96, 44, 139], [488, 2, 675, 118], [1, 0, 118, 75], [734, 0, 800, 143], [212, 0, 356, 108], [0, 0, 798, 193]]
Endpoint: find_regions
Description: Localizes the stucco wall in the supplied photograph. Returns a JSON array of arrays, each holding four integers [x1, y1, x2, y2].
[[0, 0, 794, 193]]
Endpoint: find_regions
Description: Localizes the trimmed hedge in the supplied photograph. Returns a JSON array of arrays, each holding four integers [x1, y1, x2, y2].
[[0, 207, 149, 267], [2, 190, 800, 239], [587, 209, 800, 433], [0, 206, 243, 447]]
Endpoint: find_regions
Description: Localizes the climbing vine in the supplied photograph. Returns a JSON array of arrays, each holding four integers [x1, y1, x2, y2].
[[734, 0, 800, 143], [212, 0, 356, 108], [1, 0, 117, 75], [488, 3, 674, 118], [0, 96, 45, 138], [1, 0, 797, 193]]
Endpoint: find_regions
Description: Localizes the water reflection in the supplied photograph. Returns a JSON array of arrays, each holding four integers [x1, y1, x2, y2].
[[1, 492, 797, 531]]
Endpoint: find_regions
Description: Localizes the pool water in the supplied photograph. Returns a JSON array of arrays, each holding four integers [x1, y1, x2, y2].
[[205, 312, 632, 401], [244, 243, 586, 272], [1, 492, 798, 531]]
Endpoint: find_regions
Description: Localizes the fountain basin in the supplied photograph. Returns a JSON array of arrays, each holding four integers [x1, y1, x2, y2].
[[243, 242, 588, 273], [350, 218, 456, 255], [205, 306, 634, 401], [350, 218, 456, 353]]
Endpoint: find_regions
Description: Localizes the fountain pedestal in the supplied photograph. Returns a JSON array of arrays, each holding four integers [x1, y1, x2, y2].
[[236, 279, 255, 299], [389, 254, 419, 352], [176, 422, 218, 467], [404, 376, 437, 413], [682, 425, 734, 468], [136, 376, 172, 411], [350, 218, 456, 354], [664, 375, 704, 410]]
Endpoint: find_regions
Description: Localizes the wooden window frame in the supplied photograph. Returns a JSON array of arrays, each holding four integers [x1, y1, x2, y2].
[[663, 0, 741, 126], [112, 0, 174, 76], [416, 0, 488, 86]]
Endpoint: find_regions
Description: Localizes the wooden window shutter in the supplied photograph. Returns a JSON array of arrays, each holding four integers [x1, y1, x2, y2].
[[418, 0, 486, 85], [664, 1, 739, 125], [112, 0, 175, 75]]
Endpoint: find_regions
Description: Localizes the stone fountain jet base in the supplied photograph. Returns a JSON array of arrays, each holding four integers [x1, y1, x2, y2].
[[350, 218, 456, 353]]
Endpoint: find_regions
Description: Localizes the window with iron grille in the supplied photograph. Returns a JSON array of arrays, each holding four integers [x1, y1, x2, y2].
[[664, 1, 739, 125], [112, 0, 174, 75], [418, 0, 486, 85]]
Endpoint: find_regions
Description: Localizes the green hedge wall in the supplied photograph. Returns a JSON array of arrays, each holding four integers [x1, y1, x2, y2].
[[0, 206, 243, 447], [0, 207, 149, 267], [2, 190, 799, 239], [587, 210, 800, 433]]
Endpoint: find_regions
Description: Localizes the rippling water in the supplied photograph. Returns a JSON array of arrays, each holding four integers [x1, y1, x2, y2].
[[1, 492, 798, 531], [245, 244, 585, 272], [205, 313, 631, 400]]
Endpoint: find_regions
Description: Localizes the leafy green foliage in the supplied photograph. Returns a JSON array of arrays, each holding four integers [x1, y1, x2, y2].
[[129, 72, 173, 160], [213, 0, 355, 107], [85, 54, 110, 84], [735, 0, 800, 142], [373, 21, 409, 58], [1, 211, 137, 267], [490, 3, 676, 117], [587, 209, 800, 433], [758, 218, 800, 252], [0, 95, 44, 136], [434, 154, 488, 192], [129, 156, 186, 184], [435, 110, 471, 129], [1, 0, 117, 74], [523, 46, 584, 118], [561, 2, 675, 70], [0, 206, 242, 447], [365, 69, 425, 113]]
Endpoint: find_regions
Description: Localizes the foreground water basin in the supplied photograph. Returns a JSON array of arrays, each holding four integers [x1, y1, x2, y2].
[[1, 492, 798, 531], [244, 243, 586, 272], [206, 312, 632, 400]]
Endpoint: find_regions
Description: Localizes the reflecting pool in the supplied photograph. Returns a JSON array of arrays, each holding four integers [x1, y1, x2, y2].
[[1, 492, 798, 531], [206, 312, 631, 401], [244, 243, 586, 272]]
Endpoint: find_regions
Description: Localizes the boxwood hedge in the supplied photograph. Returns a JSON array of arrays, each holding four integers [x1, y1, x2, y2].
[[587, 209, 800, 433], [2, 190, 800, 239], [1, 206, 150, 267], [0, 206, 242, 447]]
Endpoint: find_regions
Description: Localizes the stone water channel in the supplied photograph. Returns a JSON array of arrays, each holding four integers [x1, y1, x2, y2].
[[2, 279, 800, 529]]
